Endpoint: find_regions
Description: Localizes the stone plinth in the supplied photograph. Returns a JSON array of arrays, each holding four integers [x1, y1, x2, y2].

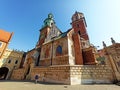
[[31, 65, 113, 85], [31, 65, 70, 84], [70, 65, 113, 85]]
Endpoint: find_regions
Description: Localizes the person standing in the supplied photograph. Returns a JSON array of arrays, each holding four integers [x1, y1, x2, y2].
[[35, 74, 39, 84]]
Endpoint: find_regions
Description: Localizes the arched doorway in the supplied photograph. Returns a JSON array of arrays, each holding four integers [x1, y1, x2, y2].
[[0, 67, 9, 80]]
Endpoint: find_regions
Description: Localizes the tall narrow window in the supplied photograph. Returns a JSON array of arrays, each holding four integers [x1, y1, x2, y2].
[[78, 31, 81, 35], [15, 60, 18, 64], [56, 45, 62, 56]]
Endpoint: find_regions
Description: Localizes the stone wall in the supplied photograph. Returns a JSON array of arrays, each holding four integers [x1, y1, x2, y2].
[[70, 65, 113, 85], [104, 44, 120, 81], [0, 48, 24, 79], [52, 55, 69, 65], [31, 65, 70, 84], [83, 47, 96, 65], [11, 68, 25, 80], [72, 33, 83, 65], [30, 65, 113, 85], [40, 55, 69, 66]]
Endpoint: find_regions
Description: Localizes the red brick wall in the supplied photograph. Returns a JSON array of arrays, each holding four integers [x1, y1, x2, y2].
[[37, 27, 48, 47], [83, 48, 96, 65], [73, 33, 83, 65], [72, 19, 89, 40]]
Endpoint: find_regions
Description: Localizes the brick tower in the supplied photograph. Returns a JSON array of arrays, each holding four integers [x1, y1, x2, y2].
[[35, 13, 56, 66], [36, 13, 55, 49], [71, 12, 90, 65], [71, 11, 89, 40]]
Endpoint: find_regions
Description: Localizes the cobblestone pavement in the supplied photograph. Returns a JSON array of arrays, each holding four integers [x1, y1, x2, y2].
[[0, 80, 119, 90]]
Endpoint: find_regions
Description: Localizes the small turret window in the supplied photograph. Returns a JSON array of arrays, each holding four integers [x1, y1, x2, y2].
[[15, 60, 18, 64], [46, 22, 47, 25], [78, 31, 81, 35], [8, 60, 11, 63], [51, 23, 53, 26]]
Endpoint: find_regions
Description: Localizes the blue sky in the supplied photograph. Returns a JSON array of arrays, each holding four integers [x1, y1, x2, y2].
[[0, 0, 120, 51]]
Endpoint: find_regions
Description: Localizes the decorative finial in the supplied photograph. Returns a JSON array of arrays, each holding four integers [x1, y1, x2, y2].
[[42, 13, 55, 28], [75, 11, 78, 14], [48, 13, 53, 19], [111, 37, 116, 44], [102, 41, 106, 48]]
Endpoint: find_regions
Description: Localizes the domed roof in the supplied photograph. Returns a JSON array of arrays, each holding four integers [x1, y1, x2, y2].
[[42, 13, 55, 28]]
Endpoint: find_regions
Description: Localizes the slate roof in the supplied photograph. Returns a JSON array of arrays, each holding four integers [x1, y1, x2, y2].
[[51, 28, 72, 41]]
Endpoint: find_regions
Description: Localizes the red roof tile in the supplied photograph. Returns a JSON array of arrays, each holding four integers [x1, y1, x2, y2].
[[0, 29, 13, 43]]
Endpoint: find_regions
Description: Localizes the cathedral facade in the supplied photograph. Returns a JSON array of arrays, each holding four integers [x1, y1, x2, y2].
[[35, 12, 96, 66], [11, 12, 117, 85]]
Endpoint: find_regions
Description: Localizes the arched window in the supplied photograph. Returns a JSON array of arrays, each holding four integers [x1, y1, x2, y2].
[[15, 60, 18, 64], [8, 60, 11, 63], [56, 45, 62, 56]]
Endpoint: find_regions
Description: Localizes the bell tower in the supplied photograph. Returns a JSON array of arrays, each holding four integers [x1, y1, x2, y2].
[[71, 11, 90, 65], [71, 11, 89, 41], [36, 13, 55, 49]]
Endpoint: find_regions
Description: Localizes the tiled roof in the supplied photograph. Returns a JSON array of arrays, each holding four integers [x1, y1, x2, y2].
[[0, 29, 13, 43]]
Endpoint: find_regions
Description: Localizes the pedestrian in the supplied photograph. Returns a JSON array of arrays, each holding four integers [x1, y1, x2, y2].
[[35, 74, 39, 84]]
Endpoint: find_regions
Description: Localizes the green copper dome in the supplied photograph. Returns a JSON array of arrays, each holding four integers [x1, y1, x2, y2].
[[43, 13, 55, 28]]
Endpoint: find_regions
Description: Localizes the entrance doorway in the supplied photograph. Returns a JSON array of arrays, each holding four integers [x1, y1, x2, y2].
[[0, 67, 9, 80]]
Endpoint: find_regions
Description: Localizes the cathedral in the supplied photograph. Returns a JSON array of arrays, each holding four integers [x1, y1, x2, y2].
[[35, 11, 96, 66], [11, 11, 120, 85]]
